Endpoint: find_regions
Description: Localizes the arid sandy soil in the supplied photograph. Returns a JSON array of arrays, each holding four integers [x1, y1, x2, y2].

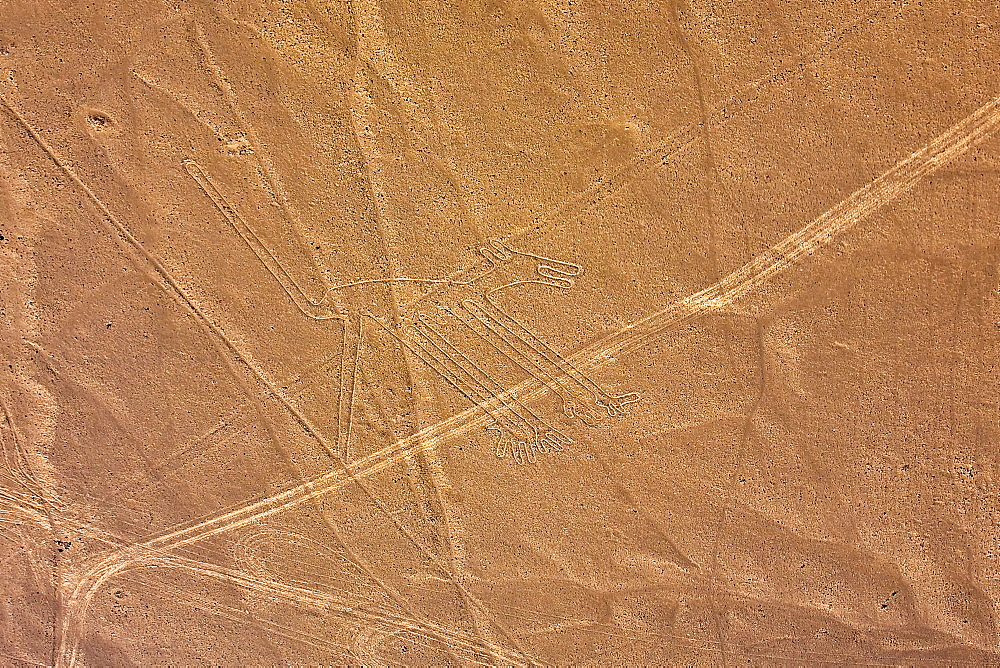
[[1, 0, 1000, 664]]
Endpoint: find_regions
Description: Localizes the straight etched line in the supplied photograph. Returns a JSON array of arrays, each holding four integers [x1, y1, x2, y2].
[[35, 84, 1000, 667], [90, 88, 1000, 557], [402, 0, 897, 310]]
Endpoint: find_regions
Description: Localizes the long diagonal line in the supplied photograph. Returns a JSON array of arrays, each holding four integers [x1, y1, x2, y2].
[[150, 555, 524, 664], [586, 92, 1000, 364], [10, 85, 998, 664], [62, 89, 1000, 562], [0, 97, 535, 665], [402, 0, 898, 311]]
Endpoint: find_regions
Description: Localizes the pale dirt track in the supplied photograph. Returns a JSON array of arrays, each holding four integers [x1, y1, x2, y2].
[[1, 1, 1000, 665]]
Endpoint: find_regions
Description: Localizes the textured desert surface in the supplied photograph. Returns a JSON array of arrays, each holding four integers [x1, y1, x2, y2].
[[1, 0, 1000, 665]]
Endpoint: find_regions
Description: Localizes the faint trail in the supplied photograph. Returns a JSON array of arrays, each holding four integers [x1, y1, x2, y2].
[[183, 158, 341, 320], [588, 90, 1000, 363], [191, 18, 326, 299], [342, 0, 518, 657], [0, 398, 49, 509], [130, 554, 527, 664], [666, 0, 725, 281], [50, 86, 1000, 666], [663, 7, 737, 651], [124, 569, 361, 658], [403, 0, 895, 311], [230, 525, 479, 660], [0, 91, 528, 665], [0, 650, 50, 668]]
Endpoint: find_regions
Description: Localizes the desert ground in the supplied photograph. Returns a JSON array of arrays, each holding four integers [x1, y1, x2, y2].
[[1, 0, 1000, 664]]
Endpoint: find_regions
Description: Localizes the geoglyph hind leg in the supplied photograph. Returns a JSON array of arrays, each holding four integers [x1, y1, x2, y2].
[[449, 300, 604, 427], [474, 295, 642, 418], [410, 314, 572, 464], [458, 240, 643, 421], [363, 312, 568, 464], [596, 390, 642, 417]]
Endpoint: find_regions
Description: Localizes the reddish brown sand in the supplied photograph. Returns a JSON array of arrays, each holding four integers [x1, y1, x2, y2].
[[1, 0, 1000, 665]]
